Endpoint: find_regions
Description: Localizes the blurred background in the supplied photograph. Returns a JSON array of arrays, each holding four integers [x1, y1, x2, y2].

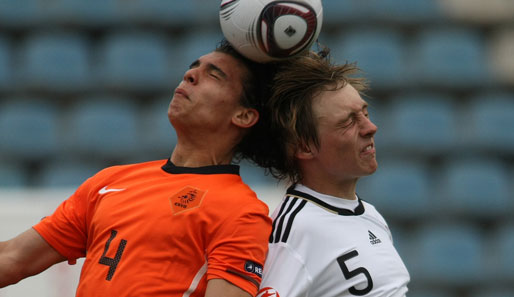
[[0, 0, 513, 296]]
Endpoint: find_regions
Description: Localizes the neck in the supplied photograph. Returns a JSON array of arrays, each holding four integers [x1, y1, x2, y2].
[[300, 176, 358, 200], [170, 146, 234, 167], [170, 133, 239, 167]]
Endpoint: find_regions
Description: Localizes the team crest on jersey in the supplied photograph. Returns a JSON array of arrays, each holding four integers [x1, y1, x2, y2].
[[257, 287, 280, 297], [169, 186, 207, 215]]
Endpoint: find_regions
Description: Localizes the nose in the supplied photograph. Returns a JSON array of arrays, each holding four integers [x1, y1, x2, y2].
[[183, 68, 197, 84], [360, 115, 378, 138]]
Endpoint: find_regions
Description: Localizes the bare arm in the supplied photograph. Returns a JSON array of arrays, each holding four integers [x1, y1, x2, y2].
[[205, 279, 253, 297], [0, 228, 66, 288]]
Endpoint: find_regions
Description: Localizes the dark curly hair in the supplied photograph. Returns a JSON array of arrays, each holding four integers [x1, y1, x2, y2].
[[214, 39, 278, 168]]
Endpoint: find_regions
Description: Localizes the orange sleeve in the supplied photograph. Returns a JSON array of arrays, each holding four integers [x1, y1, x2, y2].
[[206, 202, 272, 296], [33, 178, 93, 264]]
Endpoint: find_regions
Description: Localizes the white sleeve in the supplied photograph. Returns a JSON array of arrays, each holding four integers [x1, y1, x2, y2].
[[260, 242, 311, 297]]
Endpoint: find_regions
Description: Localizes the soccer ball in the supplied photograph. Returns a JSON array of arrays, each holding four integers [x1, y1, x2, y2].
[[220, 0, 323, 63]]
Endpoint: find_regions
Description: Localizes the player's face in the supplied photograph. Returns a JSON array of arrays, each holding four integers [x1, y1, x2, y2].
[[310, 83, 378, 182], [168, 51, 248, 133]]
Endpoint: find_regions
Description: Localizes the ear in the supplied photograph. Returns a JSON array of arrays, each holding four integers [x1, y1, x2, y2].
[[232, 107, 259, 128], [295, 142, 315, 160]]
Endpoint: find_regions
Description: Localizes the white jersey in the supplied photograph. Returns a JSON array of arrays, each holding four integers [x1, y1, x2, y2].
[[259, 184, 410, 297]]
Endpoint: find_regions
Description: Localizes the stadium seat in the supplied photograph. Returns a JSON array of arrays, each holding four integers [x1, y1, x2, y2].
[[322, 0, 367, 25], [439, 0, 514, 24], [408, 289, 454, 297], [0, 162, 28, 188], [411, 223, 484, 285], [410, 28, 489, 88], [374, 0, 442, 22], [238, 160, 275, 188], [471, 289, 514, 297], [138, 97, 177, 158], [35, 160, 102, 188], [323, 0, 441, 25], [19, 33, 91, 92], [97, 32, 174, 93], [63, 96, 139, 159], [0, 0, 46, 28], [0, 36, 13, 90], [464, 92, 514, 153], [0, 99, 59, 160], [438, 158, 511, 217], [356, 159, 431, 219], [331, 29, 407, 89], [119, 0, 195, 27], [175, 30, 225, 77], [45, 0, 121, 28], [378, 93, 457, 155], [191, 0, 221, 26], [489, 29, 514, 85], [386, 224, 412, 270], [487, 223, 514, 281]]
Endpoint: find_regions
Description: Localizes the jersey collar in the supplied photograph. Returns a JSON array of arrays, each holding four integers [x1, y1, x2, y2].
[[161, 159, 240, 175], [286, 185, 365, 216]]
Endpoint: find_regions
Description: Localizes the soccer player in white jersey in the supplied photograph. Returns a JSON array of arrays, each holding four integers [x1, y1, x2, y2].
[[257, 50, 410, 297]]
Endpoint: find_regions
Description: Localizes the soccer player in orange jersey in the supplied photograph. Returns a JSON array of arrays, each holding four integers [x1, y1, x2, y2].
[[0, 40, 275, 297]]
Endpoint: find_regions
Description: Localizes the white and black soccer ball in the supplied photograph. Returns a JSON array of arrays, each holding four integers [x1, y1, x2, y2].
[[220, 0, 323, 63]]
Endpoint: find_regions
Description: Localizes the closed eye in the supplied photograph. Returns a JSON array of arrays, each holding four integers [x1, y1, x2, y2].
[[207, 64, 227, 80]]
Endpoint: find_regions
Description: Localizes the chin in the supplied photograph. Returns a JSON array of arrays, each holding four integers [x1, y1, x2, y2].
[[365, 162, 378, 175]]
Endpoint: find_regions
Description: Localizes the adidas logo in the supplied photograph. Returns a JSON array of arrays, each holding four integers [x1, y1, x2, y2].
[[369, 230, 382, 245]]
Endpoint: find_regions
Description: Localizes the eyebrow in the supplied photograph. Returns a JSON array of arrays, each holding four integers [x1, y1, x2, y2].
[[189, 59, 228, 79], [337, 102, 369, 123]]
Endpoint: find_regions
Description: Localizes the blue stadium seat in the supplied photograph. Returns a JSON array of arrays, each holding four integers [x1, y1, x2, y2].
[[19, 33, 90, 92], [0, 0, 46, 28], [487, 223, 514, 281], [46, 0, 121, 28], [466, 93, 514, 153], [63, 97, 139, 159], [120, 0, 195, 27], [176, 30, 224, 76], [35, 160, 102, 188], [374, 0, 442, 22], [386, 224, 412, 270], [191, 0, 221, 26], [98, 32, 174, 93], [378, 93, 457, 154], [0, 162, 28, 188], [0, 37, 13, 90], [331, 29, 407, 89], [139, 97, 177, 158], [0, 99, 59, 160], [471, 289, 514, 297], [322, 0, 369, 25], [411, 223, 484, 285], [409, 289, 454, 297], [238, 160, 275, 187], [410, 28, 489, 88], [356, 159, 431, 219], [323, 0, 441, 25], [439, 158, 511, 217]]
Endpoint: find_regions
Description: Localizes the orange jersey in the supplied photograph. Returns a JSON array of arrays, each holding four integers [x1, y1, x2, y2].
[[33, 159, 272, 297]]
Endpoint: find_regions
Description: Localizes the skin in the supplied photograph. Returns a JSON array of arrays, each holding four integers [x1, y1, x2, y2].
[[0, 228, 66, 288], [0, 51, 258, 297], [168, 51, 258, 167], [296, 83, 378, 199]]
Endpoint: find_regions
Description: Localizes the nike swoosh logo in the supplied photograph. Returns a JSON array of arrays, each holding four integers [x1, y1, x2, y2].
[[98, 186, 126, 195]]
